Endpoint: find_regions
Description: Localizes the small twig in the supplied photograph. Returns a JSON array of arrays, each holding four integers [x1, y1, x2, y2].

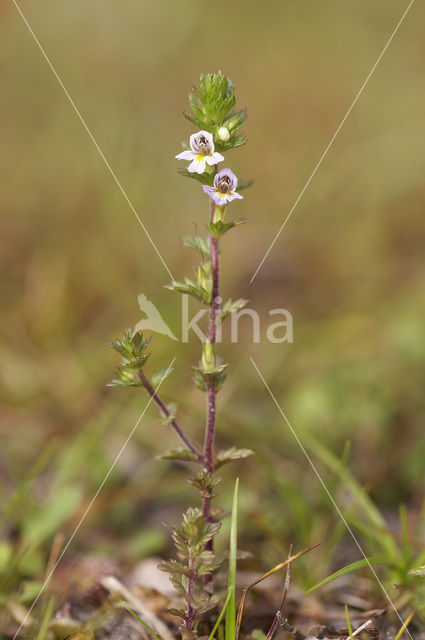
[[275, 612, 305, 640], [344, 619, 373, 640], [101, 576, 175, 640], [267, 544, 293, 640], [235, 543, 320, 640], [138, 370, 202, 459]]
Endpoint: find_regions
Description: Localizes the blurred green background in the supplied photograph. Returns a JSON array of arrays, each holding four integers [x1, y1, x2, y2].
[[1, 0, 425, 611]]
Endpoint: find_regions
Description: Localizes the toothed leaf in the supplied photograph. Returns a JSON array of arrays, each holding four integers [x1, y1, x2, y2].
[[157, 448, 200, 463], [214, 447, 254, 470]]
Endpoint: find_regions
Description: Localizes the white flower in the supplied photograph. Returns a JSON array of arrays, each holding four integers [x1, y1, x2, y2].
[[175, 130, 224, 174], [217, 126, 230, 142], [203, 168, 243, 206]]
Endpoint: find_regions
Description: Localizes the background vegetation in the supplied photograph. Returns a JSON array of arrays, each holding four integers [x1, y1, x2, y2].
[[1, 0, 425, 630]]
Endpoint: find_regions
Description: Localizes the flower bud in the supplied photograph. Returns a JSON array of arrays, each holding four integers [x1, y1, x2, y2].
[[196, 263, 212, 297], [217, 126, 230, 142], [202, 340, 216, 371], [212, 205, 227, 224]]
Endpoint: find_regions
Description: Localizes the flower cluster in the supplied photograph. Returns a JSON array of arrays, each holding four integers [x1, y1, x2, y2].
[[175, 130, 243, 206]]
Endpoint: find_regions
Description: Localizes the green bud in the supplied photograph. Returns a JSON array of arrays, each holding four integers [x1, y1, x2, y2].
[[196, 261, 213, 299], [224, 108, 247, 133], [202, 340, 216, 371], [213, 205, 227, 224]]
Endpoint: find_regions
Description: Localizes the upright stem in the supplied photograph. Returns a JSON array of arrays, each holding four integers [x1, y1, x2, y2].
[[186, 209, 219, 622], [202, 199, 220, 523], [185, 557, 196, 631]]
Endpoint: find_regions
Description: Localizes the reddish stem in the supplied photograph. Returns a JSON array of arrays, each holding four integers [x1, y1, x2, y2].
[[138, 370, 202, 459], [202, 199, 220, 530], [184, 558, 196, 631]]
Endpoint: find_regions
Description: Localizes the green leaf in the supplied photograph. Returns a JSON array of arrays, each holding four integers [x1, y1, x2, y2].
[[109, 368, 142, 387], [108, 328, 151, 361], [165, 608, 186, 619], [190, 592, 221, 615], [305, 557, 383, 594], [159, 404, 177, 428], [166, 278, 211, 304], [168, 573, 186, 595], [215, 447, 254, 470], [151, 367, 174, 388], [182, 235, 210, 259], [158, 560, 190, 576], [223, 108, 247, 133], [157, 448, 199, 463], [192, 366, 207, 392], [221, 298, 249, 320], [177, 167, 214, 185], [213, 109, 248, 151], [188, 470, 220, 492], [207, 219, 246, 239], [214, 134, 247, 153], [192, 363, 228, 393], [196, 261, 213, 299]]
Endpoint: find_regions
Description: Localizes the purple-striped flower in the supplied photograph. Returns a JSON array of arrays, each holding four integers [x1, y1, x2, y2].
[[175, 130, 224, 174], [203, 168, 243, 206]]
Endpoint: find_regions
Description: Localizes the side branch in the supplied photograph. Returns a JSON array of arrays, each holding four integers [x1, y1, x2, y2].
[[138, 369, 202, 459]]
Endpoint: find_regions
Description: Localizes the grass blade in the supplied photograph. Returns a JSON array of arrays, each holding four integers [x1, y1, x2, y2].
[[394, 610, 415, 640], [305, 557, 382, 594], [225, 477, 239, 640], [36, 596, 55, 640], [208, 587, 233, 640], [126, 608, 162, 640], [345, 604, 353, 640]]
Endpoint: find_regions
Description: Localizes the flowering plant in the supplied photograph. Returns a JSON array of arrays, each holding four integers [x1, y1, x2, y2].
[[109, 72, 252, 639]]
